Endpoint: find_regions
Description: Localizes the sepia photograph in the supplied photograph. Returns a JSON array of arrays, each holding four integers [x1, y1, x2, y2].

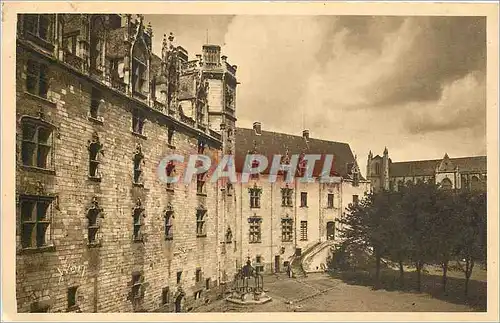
[[1, 1, 498, 321]]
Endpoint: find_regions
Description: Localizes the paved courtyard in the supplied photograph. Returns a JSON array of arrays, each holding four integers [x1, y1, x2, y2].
[[194, 273, 482, 312]]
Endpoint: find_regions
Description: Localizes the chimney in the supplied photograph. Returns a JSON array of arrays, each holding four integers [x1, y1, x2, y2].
[[253, 122, 262, 135], [221, 55, 227, 64], [303, 129, 310, 141]]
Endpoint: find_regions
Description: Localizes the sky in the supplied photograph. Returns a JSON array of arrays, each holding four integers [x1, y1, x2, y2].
[[144, 15, 487, 170]]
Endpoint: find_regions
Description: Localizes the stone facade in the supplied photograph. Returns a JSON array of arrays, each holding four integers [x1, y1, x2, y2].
[[367, 148, 487, 192], [15, 14, 237, 313], [233, 124, 371, 274]]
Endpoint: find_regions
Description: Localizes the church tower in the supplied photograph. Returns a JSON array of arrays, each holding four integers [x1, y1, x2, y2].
[[382, 147, 390, 190]]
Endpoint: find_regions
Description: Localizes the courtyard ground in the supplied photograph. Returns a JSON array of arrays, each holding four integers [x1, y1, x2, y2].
[[193, 267, 486, 312]]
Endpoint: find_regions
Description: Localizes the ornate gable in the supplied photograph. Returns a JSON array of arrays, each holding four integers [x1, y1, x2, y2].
[[437, 153, 456, 173]]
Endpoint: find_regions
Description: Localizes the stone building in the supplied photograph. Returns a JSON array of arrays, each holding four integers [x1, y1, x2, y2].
[[367, 148, 487, 192], [233, 123, 371, 275], [15, 14, 238, 313], [15, 12, 370, 313]]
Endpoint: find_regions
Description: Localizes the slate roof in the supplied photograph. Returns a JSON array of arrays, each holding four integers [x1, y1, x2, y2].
[[234, 127, 361, 179], [389, 156, 487, 177]]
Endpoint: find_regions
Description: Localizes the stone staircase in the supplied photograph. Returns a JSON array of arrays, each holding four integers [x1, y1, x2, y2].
[[301, 240, 337, 273], [290, 242, 322, 278]]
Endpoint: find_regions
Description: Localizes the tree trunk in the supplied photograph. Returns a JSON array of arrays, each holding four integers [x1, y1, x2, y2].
[[416, 261, 423, 292], [464, 258, 474, 297], [398, 260, 404, 285], [375, 254, 381, 289], [442, 260, 448, 294]]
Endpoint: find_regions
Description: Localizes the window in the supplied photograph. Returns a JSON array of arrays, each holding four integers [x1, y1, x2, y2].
[[352, 195, 359, 205], [196, 207, 207, 237], [194, 290, 202, 300], [176, 271, 182, 284], [226, 182, 233, 196], [327, 193, 334, 208], [196, 173, 206, 195], [441, 178, 453, 190], [162, 287, 170, 305], [165, 161, 175, 190], [67, 286, 78, 310], [300, 221, 308, 241], [195, 268, 202, 283], [281, 186, 293, 207], [300, 192, 308, 207], [132, 43, 148, 95], [21, 119, 53, 169], [24, 14, 54, 44], [164, 204, 174, 240], [88, 132, 103, 180], [248, 216, 262, 243], [461, 174, 469, 190], [198, 139, 206, 154], [249, 185, 261, 208], [131, 273, 145, 301], [133, 144, 145, 186], [90, 88, 102, 119], [375, 163, 380, 175], [167, 128, 175, 147], [250, 159, 260, 180], [132, 199, 146, 242], [86, 197, 103, 246], [63, 32, 78, 55], [281, 218, 293, 242], [90, 16, 105, 72], [26, 60, 49, 98], [225, 227, 233, 244], [132, 109, 145, 136], [20, 196, 54, 249]]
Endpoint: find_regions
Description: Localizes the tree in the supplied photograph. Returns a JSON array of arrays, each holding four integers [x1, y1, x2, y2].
[[429, 188, 459, 294], [384, 191, 410, 285], [453, 190, 487, 296], [400, 181, 441, 292], [339, 190, 396, 287]]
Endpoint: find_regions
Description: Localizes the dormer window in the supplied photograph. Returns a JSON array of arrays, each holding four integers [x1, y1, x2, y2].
[[90, 16, 105, 73], [24, 14, 54, 47], [132, 42, 148, 96]]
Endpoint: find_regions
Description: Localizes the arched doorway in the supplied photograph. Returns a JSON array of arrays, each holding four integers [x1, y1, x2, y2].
[[326, 221, 335, 240], [174, 294, 184, 313]]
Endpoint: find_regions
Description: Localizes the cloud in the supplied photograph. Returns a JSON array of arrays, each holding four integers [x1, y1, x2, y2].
[[368, 16, 486, 107], [150, 15, 486, 164], [404, 70, 486, 134], [220, 15, 485, 163]]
